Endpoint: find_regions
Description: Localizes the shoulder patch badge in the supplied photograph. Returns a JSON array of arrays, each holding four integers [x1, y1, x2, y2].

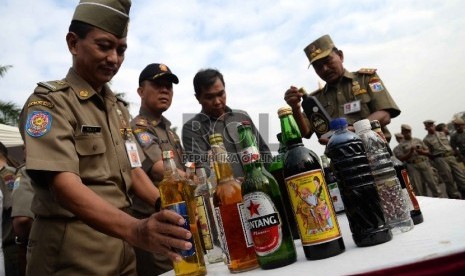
[[136, 131, 155, 147], [25, 111, 52, 137], [358, 68, 377, 75], [27, 100, 54, 109], [369, 80, 384, 92]]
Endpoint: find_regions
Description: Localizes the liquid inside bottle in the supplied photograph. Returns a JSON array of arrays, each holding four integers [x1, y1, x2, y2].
[[326, 118, 392, 247]]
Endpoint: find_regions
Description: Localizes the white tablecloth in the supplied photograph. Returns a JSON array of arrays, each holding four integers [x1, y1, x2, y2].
[[162, 196, 465, 275]]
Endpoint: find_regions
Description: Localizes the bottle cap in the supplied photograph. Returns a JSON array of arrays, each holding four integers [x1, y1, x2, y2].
[[353, 119, 371, 134], [209, 133, 223, 144], [277, 106, 292, 117], [329, 117, 348, 130], [162, 150, 174, 160]]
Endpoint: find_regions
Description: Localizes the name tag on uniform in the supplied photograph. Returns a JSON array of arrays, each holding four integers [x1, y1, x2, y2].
[[125, 141, 142, 168], [81, 125, 102, 133], [343, 100, 361, 114]]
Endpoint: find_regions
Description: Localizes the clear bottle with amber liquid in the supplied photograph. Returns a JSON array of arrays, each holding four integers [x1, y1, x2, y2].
[[158, 151, 206, 276], [278, 107, 345, 260], [238, 121, 297, 269], [209, 134, 259, 272]]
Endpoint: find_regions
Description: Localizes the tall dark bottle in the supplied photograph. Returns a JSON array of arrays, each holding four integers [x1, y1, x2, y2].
[[268, 132, 300, 240], [238, 122, 297, 269], [278, 107, 345, 260], [326, 118, 392, 247], [370, 120, 423, 225]]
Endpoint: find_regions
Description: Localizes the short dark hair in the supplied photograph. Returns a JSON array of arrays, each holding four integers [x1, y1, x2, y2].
[[435, 123, 446, 131], [69, 20, 95, 39], [193, 68, 225, 96]]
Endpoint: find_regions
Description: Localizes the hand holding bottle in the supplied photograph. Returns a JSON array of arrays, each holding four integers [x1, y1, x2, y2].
[[132, 209, 193, 263], [283, 86, 304, 110]]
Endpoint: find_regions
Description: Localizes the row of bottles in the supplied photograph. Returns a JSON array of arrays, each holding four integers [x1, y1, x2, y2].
[[157, 108, 424, 275]]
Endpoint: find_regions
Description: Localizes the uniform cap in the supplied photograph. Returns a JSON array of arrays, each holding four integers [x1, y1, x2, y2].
[[72, 0, 131, 38], [138, 63, 179, 85], [394, 133, 404, 138], [401, 124, 412, 130], [304, 34, 335, 65], [453, 118, 465, 125], [423, 120, 435, 125]]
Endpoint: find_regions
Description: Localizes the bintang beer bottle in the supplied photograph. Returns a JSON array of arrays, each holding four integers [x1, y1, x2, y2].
[[209, 134, 259, 272], [278, 107, 345, 260], [237, 121, 297, 269], [158, 151, 206, 276]]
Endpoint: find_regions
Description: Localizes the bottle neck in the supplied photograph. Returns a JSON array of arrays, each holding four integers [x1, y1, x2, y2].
[[210, 143, 235, 183], [238, 125, 265, 174], [280, 114, 303, 147], [163, 157, 180, 179]]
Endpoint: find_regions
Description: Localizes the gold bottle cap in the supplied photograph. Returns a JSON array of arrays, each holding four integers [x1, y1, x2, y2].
[[208, 133, 223, 144], [277, 106, 292, 117]]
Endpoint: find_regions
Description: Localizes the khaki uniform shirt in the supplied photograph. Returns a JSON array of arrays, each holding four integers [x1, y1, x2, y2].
[[130, 109, 184, 216], [450, 131, 465, 156], [309, 69, 400, 140], [423, 132, 453, 157], [20, 68, 142, 218], [0, 165, 16, 245], [395, 138, 429, 163], [11, 165, 34, 219]]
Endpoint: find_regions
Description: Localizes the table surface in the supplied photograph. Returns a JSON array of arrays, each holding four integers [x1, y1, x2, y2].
[[162, 196, 465, 275]]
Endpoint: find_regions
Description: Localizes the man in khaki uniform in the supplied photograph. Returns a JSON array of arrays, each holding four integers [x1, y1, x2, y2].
[[11, 163, 34, 276], [284, 34, 400, 143], [130, 63, 184, 275], [423, 120, 465, 199], [395, 124, 443, 197], [19, 1, 193, 275], [450, 118, 465, 165]]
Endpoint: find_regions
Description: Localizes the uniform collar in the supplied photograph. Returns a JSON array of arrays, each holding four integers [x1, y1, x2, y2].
[[66, 68, 117, 103], [138, 107, 171, 128]]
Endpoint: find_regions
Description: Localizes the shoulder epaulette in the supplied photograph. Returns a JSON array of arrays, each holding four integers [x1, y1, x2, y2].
[[357, 68, 377, 75], [35, 80, 69, 94], [309, 88, 322, 96], [135, 118, 148, 127]]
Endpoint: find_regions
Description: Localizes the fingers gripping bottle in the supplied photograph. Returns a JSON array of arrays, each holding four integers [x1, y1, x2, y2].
[[158, 151, 206, 276]]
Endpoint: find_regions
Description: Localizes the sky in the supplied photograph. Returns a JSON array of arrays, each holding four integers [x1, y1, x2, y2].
[[1, 0, 465, 158]]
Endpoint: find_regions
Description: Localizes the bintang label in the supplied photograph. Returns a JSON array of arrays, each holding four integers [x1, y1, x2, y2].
[[243, 192, 282, 256], [285, 169, 342, 245]]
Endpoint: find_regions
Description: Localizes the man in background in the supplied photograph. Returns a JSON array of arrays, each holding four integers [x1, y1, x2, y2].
[[450, 118, 465, 166], [182, 68, 271, 178], [131, 63, 183, 275], [284, 34, 400, 143]]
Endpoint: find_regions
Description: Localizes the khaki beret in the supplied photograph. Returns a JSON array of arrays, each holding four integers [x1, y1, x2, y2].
[[401, 124, 412, 131], [423, 120, 435, 125], [72, 0, 131, 38], [453, 118, 465, 125], [394, 133, 404, 138], [304, 34, 335, 65]]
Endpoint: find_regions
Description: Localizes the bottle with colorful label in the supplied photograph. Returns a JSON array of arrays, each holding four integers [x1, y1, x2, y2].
[[158, 151, 206, 276], [238, 121, 297, 269], [209, 134, 259, 273], [278, 107, 345, 260]]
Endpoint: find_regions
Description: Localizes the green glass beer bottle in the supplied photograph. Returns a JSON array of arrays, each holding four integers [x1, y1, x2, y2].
[[278, 107, 345, 260], [268, 133, 300, 240], [238, 121, 297, 269]]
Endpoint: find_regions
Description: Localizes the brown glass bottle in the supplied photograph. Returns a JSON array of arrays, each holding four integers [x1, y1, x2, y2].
[[278, 107, 345, 260], [209, 134, 259, 273]]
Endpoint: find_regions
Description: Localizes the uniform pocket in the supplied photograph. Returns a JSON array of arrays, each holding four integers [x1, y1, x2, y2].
[[75, 135, 110, 181]]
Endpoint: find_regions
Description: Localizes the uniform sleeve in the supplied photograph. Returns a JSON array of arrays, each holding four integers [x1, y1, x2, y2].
[[21, 92, 79, 175], [365, 72, 401, 119], [11, 168, 35, 219]]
